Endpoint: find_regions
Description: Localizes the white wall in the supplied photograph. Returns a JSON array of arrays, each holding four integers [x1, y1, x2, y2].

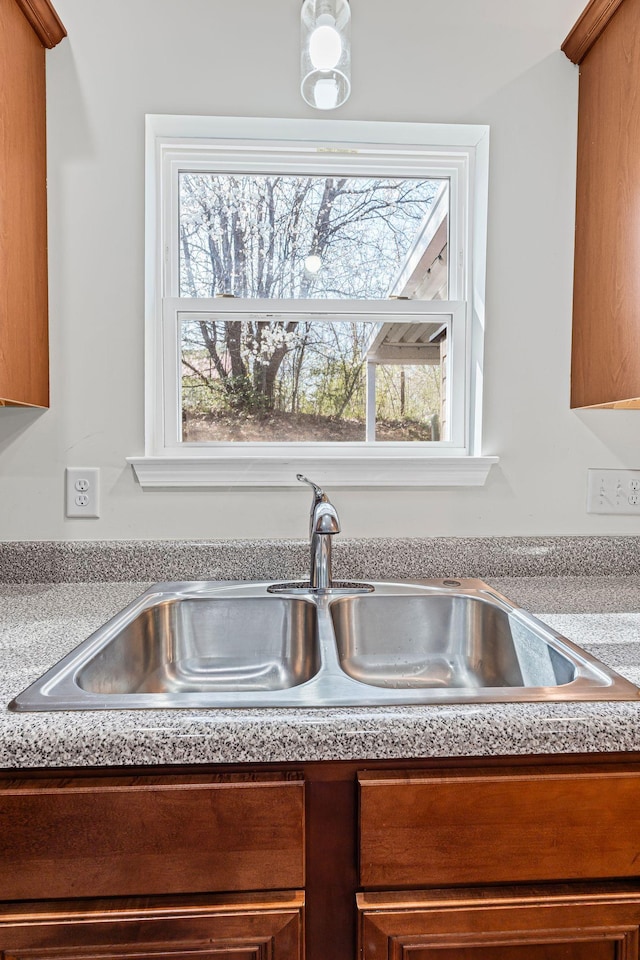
[[3, 0, 638, 542]]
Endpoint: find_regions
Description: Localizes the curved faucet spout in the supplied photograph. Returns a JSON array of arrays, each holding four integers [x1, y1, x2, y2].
[[313, 501, 340, 535], [297, 474, 340, 589]]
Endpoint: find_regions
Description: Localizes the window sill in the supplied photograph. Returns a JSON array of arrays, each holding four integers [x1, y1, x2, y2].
[[127, 454, 499, 489]]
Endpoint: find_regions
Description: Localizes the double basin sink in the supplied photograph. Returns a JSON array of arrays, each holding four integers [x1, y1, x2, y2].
[[10, 578, 639, 710]]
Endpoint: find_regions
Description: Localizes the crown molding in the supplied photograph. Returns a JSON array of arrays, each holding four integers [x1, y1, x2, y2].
[[562, 0, 625, 63], [14, 0, 66, 49]]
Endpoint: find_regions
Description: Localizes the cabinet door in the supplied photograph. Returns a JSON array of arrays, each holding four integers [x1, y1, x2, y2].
[[569, 0, 640, 409], [358, 887, 640, 959], [0, 0, 65, 408], [0, 893, 304, 960]]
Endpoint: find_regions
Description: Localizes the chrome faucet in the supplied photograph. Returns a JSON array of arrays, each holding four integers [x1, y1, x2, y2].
[[297, 474, 341, 590]]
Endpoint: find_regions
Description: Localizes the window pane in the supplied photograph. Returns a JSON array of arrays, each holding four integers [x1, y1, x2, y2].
[[179, 174, 447, 300], [375, 366, 442, 441], [181, 317, 446, 443]]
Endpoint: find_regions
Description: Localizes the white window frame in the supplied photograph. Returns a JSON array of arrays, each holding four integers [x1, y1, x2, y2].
[[129, 115, 497, 488]]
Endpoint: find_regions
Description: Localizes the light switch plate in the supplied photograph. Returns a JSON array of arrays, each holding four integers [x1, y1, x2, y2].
[[587, 469, 640, 515], [66, 467, 100, 518]]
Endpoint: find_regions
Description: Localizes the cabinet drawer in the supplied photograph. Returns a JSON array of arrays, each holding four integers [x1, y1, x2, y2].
[[359, 766, 640, 888], [0, 773, 304, 900]]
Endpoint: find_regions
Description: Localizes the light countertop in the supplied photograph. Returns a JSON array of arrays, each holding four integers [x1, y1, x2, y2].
[[1, 575, 640, 768]]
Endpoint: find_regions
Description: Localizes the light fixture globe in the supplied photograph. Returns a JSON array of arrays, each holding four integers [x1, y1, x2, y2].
[[309, 22, 342, 70], [301, 0, 351, 110]]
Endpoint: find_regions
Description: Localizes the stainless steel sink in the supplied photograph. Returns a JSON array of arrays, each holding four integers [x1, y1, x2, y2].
[[76, 597, 319, 694], [330, 593, 577, 689], [9, 579, 639, 711]]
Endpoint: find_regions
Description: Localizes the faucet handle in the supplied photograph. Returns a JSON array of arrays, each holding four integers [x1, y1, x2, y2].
[[297, 474, 325, 502]]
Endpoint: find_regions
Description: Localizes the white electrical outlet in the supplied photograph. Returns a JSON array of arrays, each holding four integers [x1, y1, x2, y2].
[[66, 467, 100, 518], [587, 469, 640, 515]]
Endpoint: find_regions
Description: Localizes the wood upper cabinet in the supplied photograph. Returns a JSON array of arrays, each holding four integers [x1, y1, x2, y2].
[[0, 0, 65, 408], [563, 0, 640, 408]]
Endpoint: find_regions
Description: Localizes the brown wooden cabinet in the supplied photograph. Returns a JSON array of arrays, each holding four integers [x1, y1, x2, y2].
[[357, 763, 640, 958], [358, 886, 640, 958], [0, 772, 305, 899], [3, 757, 640, 960], [0, 772, 306, 960], [358, 766, 640, 888], [0, 894, 305, 960], [563, 0, 640, 408], [0, 0, 65, 408]]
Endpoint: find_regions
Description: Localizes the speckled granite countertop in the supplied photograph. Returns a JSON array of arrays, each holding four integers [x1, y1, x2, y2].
[[2, 573, 640, 769]]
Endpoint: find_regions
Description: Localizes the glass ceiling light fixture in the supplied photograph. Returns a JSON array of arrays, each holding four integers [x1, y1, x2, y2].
[[301, 0, 351, 110]]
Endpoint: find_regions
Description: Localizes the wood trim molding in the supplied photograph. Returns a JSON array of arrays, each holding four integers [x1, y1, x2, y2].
[[562, 0, 626, 63], [13, 0, 66, 48], [127, 455, 499, 489]]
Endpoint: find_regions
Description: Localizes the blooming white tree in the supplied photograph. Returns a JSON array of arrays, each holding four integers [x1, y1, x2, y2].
[[179, 173, 440, 423]]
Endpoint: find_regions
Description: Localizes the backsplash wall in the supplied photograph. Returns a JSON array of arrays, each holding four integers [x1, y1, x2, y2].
[[2, 0, 639, 541]]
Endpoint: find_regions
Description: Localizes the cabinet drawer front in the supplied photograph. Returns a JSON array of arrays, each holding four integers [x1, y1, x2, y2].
[[359, 767, 640, 888], [0, 892, 304, 960], [357, 887, 640, 958], [0, 775, 304, 900]]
